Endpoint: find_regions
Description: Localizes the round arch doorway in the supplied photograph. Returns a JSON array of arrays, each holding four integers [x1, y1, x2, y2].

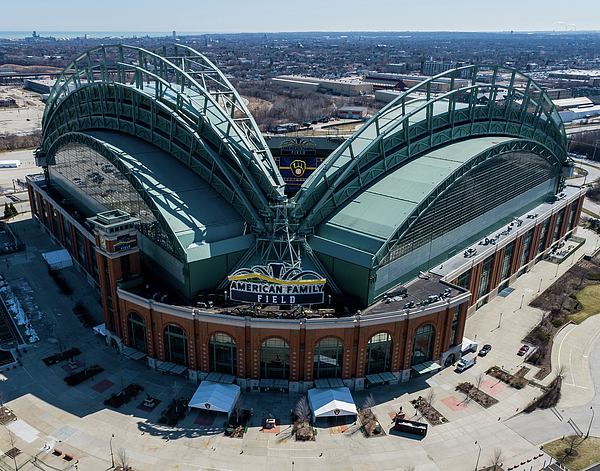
[[164, 324, 188, 366], [260, 338, 290, 380], [411, 324, 435, 366], [128, 312, 147, 353], [365, 333, 393, 375], [209, 333, 236, 376]]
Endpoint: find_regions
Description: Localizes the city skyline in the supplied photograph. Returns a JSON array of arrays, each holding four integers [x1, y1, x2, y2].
[[2, 0, 600, 35]]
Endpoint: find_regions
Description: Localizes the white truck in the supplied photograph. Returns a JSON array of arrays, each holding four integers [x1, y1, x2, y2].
[[461, 338, 478, 355], [456, 352, 477, 372]]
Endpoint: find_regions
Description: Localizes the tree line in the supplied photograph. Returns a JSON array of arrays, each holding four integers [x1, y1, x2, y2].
[[0, 130, 41, 152]]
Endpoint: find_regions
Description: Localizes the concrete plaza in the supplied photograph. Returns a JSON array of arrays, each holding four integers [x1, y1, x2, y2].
[[0, 215, 598, 470]]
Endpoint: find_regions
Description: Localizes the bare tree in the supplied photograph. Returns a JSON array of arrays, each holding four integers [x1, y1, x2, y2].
[[565, 434, 579, 457], [4, 426, 18, 471], [115, 447, 131, 471], [488, 447, 503, 470], [294, 396, 311, 425], [362, 393, 376, 419], [426, 387, 436, 406], [475, 373, 485, 391], [232, 396, 245, 424]]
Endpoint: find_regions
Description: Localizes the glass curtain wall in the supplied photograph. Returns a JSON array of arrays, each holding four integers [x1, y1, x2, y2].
[[365, 333, 393, 375], [128, 312, 147, 353], [520, 230, 534, 268], [477, 256, 494, 299], [209, 333, 236, 375], [537, 220, 550, 254], [51, 144, 176, 256], [313, 338, 343, 379], [553, 208, 566, 243], [568, 204, 578, 231], [383, 152, 556, 266], [456, 271, 470, 290], [260, 338, 290, 379], [164, 325, 188, 366], [449, 307, 460, 346], [500, 241, 515, 281], [411, 324, 435, 366]]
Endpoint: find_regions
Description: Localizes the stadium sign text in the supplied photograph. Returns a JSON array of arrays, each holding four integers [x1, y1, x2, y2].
[[228, 263, 325, 305]]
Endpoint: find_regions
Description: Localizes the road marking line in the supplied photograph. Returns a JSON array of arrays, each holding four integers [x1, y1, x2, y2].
[[558, 324, 577, 373]]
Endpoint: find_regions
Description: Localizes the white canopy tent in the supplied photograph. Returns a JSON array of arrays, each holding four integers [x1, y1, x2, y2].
[[42, 249, 73, 270], [188, 381, 241, 417], [307, 387, 357, 422]]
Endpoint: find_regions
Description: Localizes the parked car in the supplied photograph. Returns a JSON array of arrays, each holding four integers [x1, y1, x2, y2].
[[517, 345, 529, 356], [478, 344, 492, 357]]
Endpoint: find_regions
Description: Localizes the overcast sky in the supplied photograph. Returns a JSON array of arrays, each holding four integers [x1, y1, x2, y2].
[[2, 0, 599, 33]]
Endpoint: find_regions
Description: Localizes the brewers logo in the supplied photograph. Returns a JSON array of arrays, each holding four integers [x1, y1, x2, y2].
[[291, 160, 307, 177]]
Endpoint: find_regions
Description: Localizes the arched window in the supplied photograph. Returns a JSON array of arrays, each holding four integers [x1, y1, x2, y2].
[[260, 338, 290, 380], [209, 333, 236, 376], [164, 325, 187, 366], [411, 324, 435, 366], [128, 312, 147, 353], [313, 338, 343, 379], [366, 333, 392, 375]]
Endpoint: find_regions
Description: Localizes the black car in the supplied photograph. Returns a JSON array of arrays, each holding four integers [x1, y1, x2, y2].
[[478, 344, 492, 357]]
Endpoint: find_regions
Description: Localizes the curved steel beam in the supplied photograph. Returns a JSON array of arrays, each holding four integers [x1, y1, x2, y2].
[[45, 131, 186, 261], [41, 44, 284, 229], [373, 139, 559, 268], [42, 81, 268, 231], [292, 65, 568, 232]]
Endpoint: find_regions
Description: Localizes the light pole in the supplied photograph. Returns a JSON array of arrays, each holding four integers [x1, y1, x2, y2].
[[474, 441, 482, 471], [110, 433, 115, 468], [498, 312, 502, 329], [520, 294, 524, 309], [585, 406, 594, 439]]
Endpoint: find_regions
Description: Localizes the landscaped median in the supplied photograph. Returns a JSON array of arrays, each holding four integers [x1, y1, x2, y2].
[[542, 435, 600, 470]]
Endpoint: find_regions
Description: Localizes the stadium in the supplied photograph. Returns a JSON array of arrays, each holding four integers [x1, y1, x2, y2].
[[27, 45, 584, 392]]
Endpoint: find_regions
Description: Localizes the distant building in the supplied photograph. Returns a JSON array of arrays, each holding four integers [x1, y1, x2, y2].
[[421, 60, 455, 76], [0, 97, 16, 107], [553, 96, 600, 123], [386, 63, 407, 74], [24, 79, 56, 94], [273, 76, 371, 96], [336, 106, 367, 119], [365, 73, 469, 93]]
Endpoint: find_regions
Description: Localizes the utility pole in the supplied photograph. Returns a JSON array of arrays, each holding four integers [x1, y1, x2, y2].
[[110, 434, 115, 468], [474, 441, 482, 471]]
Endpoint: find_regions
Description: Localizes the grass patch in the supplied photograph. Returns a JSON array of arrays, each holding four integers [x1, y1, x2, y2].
[[588, 273, 600, 280], [542, 436, 600, 470], [572, 284, 600, 324], [582, 208, 600, 219]]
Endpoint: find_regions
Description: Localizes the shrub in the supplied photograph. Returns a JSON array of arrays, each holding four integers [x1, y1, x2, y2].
[[587, 273, 600, 280], [552, 319, 563, 328]]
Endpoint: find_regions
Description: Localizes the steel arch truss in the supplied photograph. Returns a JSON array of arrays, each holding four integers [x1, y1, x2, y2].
[[46, 132, 186, 261], [292, 65, 570, 233], [41, 44, 285, 232], [374, 139, 558, 268]]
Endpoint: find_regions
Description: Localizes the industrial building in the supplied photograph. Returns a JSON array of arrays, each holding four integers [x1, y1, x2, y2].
[[28, 45, 581, 392], [272, 75, 372, 96]]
